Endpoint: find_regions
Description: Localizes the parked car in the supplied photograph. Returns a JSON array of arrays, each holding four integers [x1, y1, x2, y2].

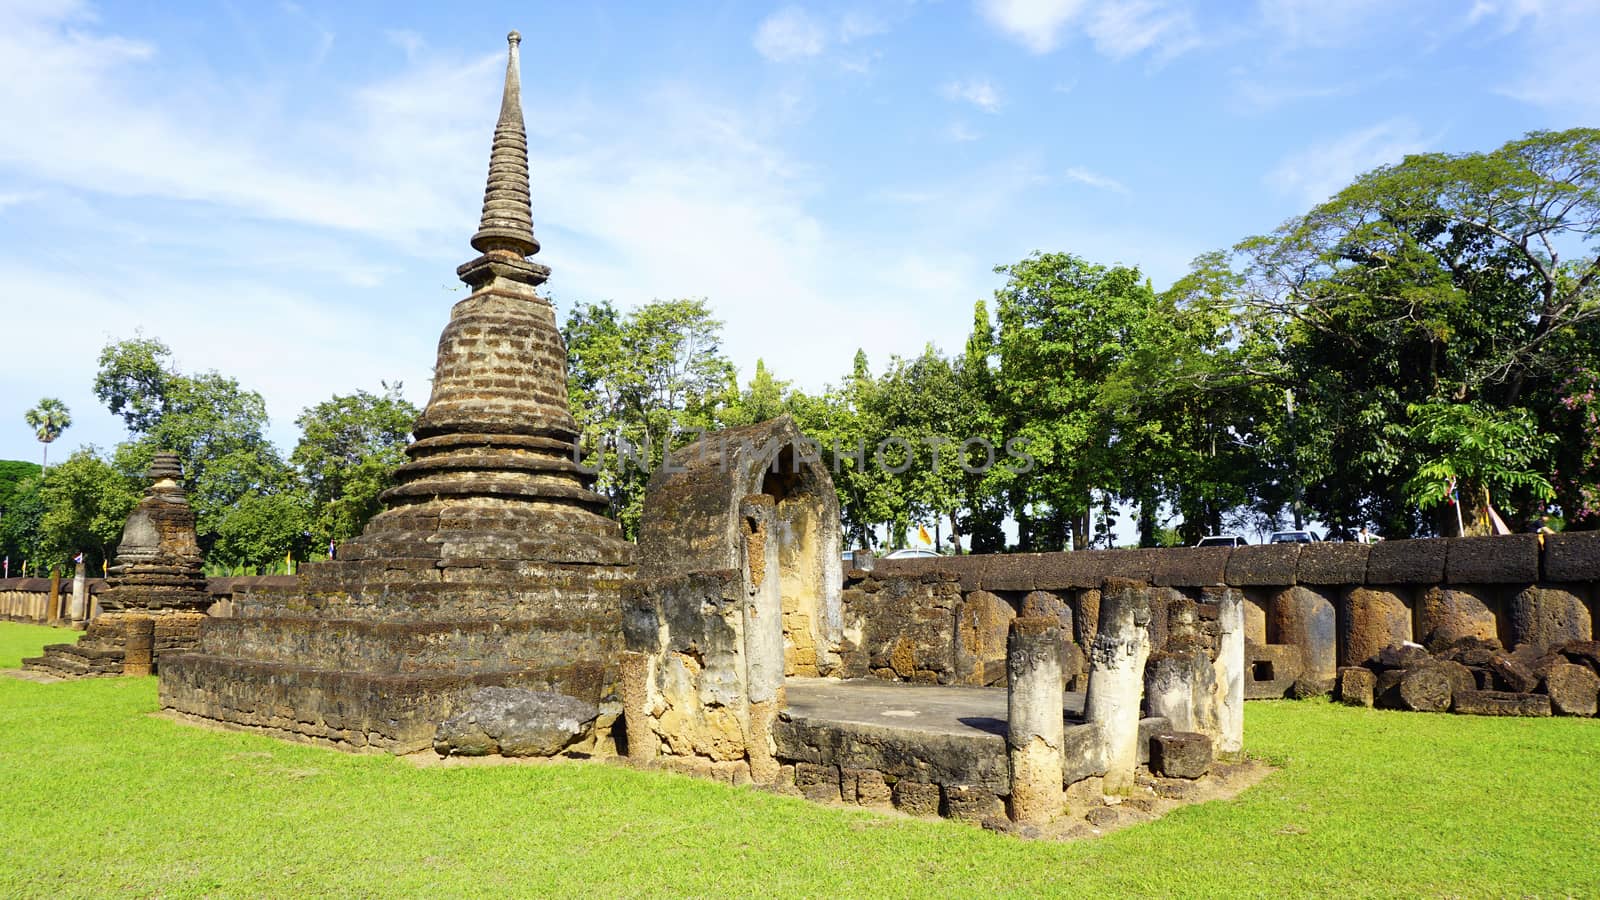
[[1195, 534, 1247, 548], [883, 547, 941, 559], [1268, 530, 1319, 543]]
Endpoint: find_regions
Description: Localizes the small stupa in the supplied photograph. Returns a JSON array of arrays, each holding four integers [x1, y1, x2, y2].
[[161, 33, 635, 752], [24, 452, 210, 677]]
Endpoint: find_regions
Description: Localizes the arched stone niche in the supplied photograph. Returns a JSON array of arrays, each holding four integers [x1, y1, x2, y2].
[[635, 415, 844, 675]]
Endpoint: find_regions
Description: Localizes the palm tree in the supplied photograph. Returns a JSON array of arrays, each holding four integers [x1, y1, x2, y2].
[[24, 398, 71, 469]]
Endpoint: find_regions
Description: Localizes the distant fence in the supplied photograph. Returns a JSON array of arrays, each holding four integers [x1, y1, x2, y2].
[[0, 575, 299, 625]]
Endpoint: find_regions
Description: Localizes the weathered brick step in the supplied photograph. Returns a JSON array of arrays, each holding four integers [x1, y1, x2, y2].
[[229, 586, 624, 625], [159, 653, 610, 754], [22, 652, 118, 677], [195, 615, 619, 675]]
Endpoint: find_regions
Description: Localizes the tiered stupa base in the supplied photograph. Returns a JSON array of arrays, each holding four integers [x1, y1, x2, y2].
[[25, 609, 206, 678], [160, 530, 631, 752]]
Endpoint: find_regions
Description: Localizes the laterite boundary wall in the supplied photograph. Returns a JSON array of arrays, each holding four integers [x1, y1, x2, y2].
[[0, 575, 293, 624], [843, 533, 1600, 696]]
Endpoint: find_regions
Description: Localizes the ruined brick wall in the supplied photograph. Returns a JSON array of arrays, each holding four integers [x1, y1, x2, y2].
[[621, 570, 758, 777], [844, 533, 1600, 699]]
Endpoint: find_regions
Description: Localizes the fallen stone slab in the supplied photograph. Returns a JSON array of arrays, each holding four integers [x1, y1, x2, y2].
[[1489, 655, 1539, 694], [433, 687, 598, 757], [1543, 663, 1600, 717], [1554, 640, 1600, 675], [1375, 666, 1451, 713], [1452, 690, 1552, 717]]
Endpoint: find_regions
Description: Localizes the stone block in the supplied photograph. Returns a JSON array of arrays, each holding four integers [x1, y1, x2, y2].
[[1445, 535, 1541, 585], [955, 590, 1016, 686], [1452, 690, 1552, 717], [795, 762, 841, 802], [1244, 640, 1303, 699], [1374, 666, 1451, 712], [1542, 532, 1600, 582], [1151, 548, 1231, 588], [1295, 542, 1371, 585], [892, 779, 941, 816], [942, 785, 1004, 824], [432, 687, 599, 757], [1510, 585, 1592, 651], [1366, 539, 1447, 585], [848, 768, 893, 805], [1417, 585, 1499, 650], [1337, 666, 1375, 707], [1489, 654, 1539, 693], [980, 554, 1040, 592], [1149, 731, 1212, 779], [1543, 663, 1599, 717], [1555, 640, 1600, 675], [1225, 544, 1300, 587]]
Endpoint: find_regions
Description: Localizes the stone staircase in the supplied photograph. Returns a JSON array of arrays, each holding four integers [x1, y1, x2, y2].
[[23, 619, 125, 678]]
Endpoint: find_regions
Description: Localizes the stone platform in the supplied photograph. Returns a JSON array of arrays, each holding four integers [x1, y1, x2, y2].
[[159, 557, 629, 753], [774, 677, 1170, 802]]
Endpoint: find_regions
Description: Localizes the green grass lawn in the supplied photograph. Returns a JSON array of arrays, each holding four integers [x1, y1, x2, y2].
[[1, 622, 1596, 898]]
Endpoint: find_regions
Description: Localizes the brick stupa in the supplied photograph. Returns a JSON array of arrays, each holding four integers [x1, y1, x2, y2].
[[24, 452, 210, 677], [161, 33, 635, 752]]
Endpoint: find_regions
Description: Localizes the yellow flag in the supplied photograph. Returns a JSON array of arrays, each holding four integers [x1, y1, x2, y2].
[[918, 524, 931, 545]]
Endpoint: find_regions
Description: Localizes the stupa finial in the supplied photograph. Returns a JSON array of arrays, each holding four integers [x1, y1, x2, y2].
[[469, 30, 538, 258]]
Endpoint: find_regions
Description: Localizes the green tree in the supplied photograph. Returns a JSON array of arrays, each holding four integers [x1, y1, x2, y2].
[[0, 465, 44, 573], [991, 252, 1161, 550], [291, 385, 418, 548], [93, 337, 293, 548], [564, 298, 737, 537], [1236, 128, 1600, 535], [36, 446, 140, 572], [210, 491, 312, 571], [725, 359, 792, 426], [1404, 402, 1555, 536], [23, 398, 71, 469]]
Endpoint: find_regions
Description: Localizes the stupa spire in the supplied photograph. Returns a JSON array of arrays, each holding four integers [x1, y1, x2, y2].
[[469, 30, 538, 258]]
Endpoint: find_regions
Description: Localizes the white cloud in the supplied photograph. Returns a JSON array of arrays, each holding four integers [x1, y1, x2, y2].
[[1064, 165, 1129, 193], [1085, 0, 1199, 59], [977, 0, 1091, 53], [942, 78, 1003, 113], [839, 10, 889, 42], [945, 122, 982, 142], [1474, 0, 1600, 119], [1265, 119, 1431, 204], [1256, 0, 1387, 48], [753, 7, 828, 61], [976, 0, 1199, 59]]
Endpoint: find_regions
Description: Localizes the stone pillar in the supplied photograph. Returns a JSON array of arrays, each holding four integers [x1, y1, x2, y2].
[[1144, 648, 1215, 734], [1006, 616, 1064, 824], [1341, 586, 1412, 666], [122, 615, 155, 676], [1417, 585, 1498, 648], [1271, 586, 1337, 692], [619, 650, 655, 763], [741, 495, 784, 784], [1511, 585, 1592, 651], [1207, 585, 1245, 756], [47, 568, 61, 624], [69, 560, 87, 624], [1084, 578, 1151, 795]]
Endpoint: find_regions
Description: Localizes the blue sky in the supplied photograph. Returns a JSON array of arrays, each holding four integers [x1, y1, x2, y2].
[[2, 0, 1597, 466]]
